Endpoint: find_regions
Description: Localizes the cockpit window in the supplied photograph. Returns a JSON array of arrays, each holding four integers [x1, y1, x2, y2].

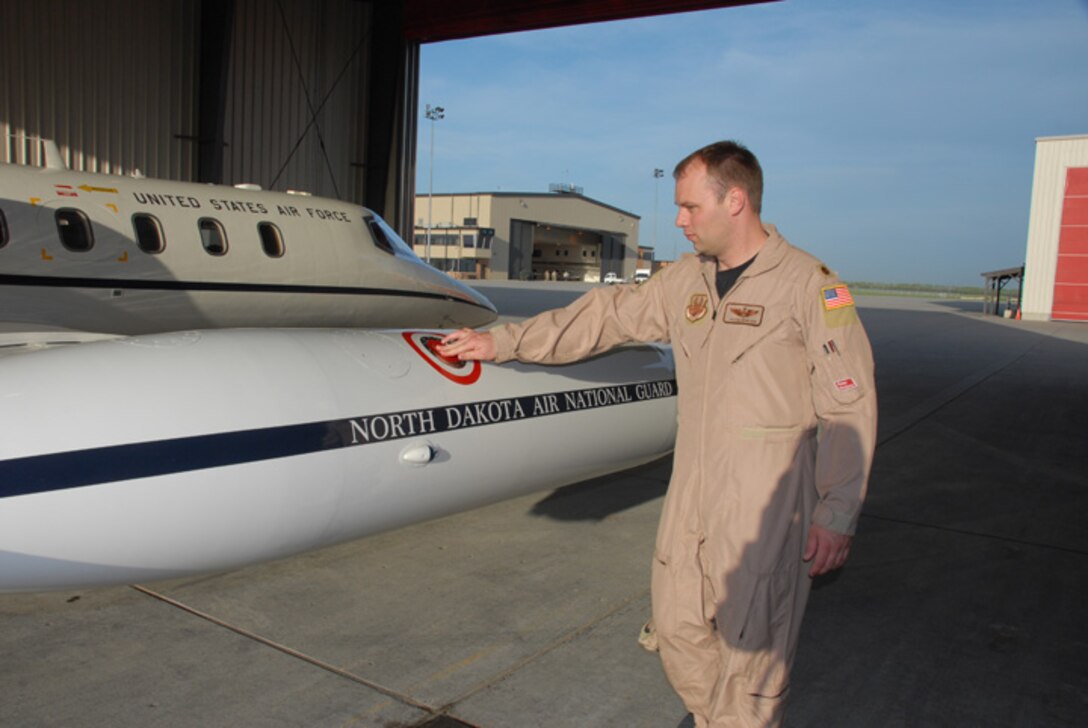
[[258, 222, 285, 258], [56, 208, 94, 252], [199, 217, 228, 256], [365, 216, 395, 255], [0, 208, 8, 249], [133, 213, 165, 254], [364, 214, 416, 258]]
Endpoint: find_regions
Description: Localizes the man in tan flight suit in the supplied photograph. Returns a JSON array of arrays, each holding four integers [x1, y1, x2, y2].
[[439, 141, 877, 727]]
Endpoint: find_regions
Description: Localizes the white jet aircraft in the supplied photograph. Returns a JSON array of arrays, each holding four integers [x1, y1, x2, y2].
[[0, 144, 678, 592], [0, 141, 496, 341]]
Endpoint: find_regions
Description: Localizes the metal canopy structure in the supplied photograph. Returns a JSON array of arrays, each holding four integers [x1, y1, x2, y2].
[[981, 266, 1024, 317], [402, 0, 776, 42]]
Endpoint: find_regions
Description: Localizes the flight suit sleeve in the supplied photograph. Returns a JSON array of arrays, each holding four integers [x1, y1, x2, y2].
[[799, 268, 878, 535], [489, 273, 673, 364]]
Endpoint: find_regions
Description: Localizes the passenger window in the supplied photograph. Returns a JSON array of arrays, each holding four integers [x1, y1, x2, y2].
[[132, 213, 165, 254], [258, 222, 285, 258], [199, 218, 228, 256], [55, 208, 94, 252], [0, 208, 8, 248]]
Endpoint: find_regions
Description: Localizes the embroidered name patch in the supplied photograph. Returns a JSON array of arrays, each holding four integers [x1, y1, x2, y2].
[[685, 293, 709, 323], [723, 302, 764, 326], [821, 285, 855, 310]]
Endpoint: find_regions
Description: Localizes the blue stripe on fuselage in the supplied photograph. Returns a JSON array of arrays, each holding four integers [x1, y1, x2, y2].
[[0, 379, 677, 498]]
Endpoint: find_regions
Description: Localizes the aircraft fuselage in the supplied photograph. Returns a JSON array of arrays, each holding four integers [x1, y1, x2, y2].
[[0, 163, 496, 335]]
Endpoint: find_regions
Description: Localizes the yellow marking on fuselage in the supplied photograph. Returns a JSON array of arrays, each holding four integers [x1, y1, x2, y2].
[[41, 248, 53, 260], [79, 184, 118, 194], [117, 251, 129, 262], [29, 197, 41, 206]]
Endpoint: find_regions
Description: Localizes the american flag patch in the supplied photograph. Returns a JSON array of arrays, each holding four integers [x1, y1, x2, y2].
[[822, 285, 854, 310], [834, 377, 858, 391]]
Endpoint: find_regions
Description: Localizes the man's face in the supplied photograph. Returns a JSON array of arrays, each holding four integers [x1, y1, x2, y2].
[[674, 160, 733, 260]]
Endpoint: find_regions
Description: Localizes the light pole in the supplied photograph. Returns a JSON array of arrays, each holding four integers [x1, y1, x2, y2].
[[425, 104, 445, 266], [653, 168, 664, 259]]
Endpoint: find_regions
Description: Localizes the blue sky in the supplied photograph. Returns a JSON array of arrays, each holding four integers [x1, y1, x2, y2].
[[416, 0, 1088, 285]]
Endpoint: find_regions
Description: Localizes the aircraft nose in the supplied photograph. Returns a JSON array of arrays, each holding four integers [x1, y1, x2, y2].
[[438, 275, 498, 326]]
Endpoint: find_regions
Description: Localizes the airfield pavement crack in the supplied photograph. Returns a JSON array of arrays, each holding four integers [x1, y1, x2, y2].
[[129, 584, 441, 717]]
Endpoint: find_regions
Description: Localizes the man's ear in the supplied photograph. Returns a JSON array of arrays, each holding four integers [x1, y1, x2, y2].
[[726, 186, 747, 215]]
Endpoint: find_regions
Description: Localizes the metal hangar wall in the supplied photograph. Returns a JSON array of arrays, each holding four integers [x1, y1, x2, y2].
[[1, 0, 415, 230], [1021, 134, 1088, 322]]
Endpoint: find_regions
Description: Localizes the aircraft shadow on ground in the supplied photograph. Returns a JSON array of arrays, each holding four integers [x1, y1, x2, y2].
[[529, 455, 672, 522]]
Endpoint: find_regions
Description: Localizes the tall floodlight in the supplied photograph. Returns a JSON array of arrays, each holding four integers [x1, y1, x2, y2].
[[425, 104, 445, 266], [653, 168, 664, 259]]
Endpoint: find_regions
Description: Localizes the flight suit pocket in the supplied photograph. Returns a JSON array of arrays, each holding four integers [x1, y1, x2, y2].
[[739, 425, 813, 443], [730, 320, 788, 364], [719, 569, 795, 698], [816, 348, 864, 404]]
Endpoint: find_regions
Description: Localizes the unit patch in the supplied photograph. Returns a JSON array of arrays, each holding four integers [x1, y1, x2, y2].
[[821, 285, 855, 310], [834, 377, 858, 392], [685, 293, 709, 323], [723, 302, 764, 326]]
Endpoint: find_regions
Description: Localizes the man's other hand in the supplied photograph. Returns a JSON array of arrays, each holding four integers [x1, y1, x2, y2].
[[803, 525, 852, 577]]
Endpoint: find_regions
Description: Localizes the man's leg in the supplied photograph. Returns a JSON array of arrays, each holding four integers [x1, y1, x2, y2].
[[651, 540, 723, 726]]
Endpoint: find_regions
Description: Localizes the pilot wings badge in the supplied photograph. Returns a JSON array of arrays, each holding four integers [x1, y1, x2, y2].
[[685, 293, 709, 323], [723, 303, 764, 326]]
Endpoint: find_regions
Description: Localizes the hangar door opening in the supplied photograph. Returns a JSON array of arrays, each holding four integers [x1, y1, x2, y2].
[[1053, 167, 1088, 321], [531, 225, 604, 281]]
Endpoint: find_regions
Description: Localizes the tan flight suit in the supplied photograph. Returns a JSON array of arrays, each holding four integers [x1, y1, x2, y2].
[[489, 225, 876, 727]]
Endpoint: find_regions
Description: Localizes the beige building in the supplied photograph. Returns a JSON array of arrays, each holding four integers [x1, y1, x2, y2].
[[413, 190, 640, 280]]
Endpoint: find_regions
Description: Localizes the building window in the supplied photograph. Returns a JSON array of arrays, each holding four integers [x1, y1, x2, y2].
[[199, 218, 228, 256], [463, 217, 478, 226], [56, 208, 94, 252], [258, 222, 285, 258], [463, 234, 475, 248], [132, 213, 165, 254]]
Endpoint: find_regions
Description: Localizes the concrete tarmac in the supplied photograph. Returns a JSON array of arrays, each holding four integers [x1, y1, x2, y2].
[[2, 284, 1086, 727]]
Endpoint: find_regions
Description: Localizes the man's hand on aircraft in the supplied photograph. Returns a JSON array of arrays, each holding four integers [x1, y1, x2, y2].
[[438, 328, 497, 361], [803, 525, 852, 577]]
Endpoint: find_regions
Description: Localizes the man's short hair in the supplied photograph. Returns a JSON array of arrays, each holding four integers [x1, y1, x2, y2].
[[674, 140, 763, 214]]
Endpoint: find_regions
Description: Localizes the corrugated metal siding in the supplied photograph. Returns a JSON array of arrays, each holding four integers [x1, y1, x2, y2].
[[0, 0, 198, 179], [1052, 168, 1088, 321], [221, 0, 370, 203], [1021, 135, 1088, 321]]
